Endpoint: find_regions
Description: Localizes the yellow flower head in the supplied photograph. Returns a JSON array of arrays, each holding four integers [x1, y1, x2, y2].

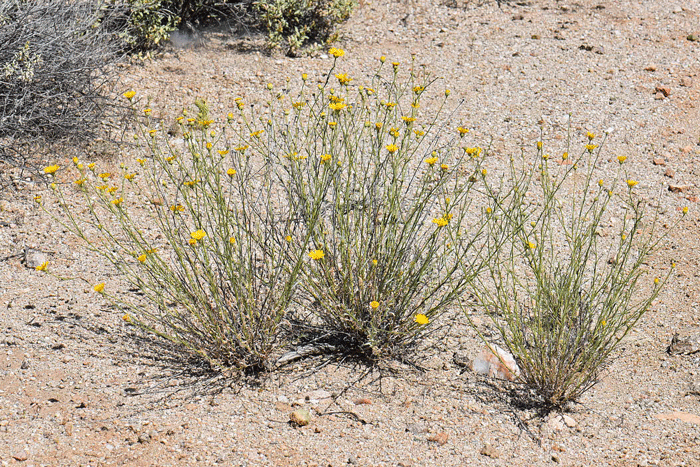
[[335, 73, 352, 85], [379, 55, 386, 63], [432, 217, 449, 227], [124, 173, 136, 181], [35, 261, 48, 272], [123, 90, 136, 100], [654, 277, 660, 285], [402, 116, 416, 124], [308, 249, 325, 260], [93, 283, 105, 293], [328, 121, 338, 128], [414, 129, 425, 137], [682, 206, 688, 215], [227, 168, 237, 177], [528, 241, 537, 250], [441, 163, 448, 171], [34, 195, 42, 204], [188, 238, 197, 246], [536, 141, 543, 150], [618, 155, 627, 164], [229, 236, 236, 244], [191, 229, 206, 241], [111, 197, 124, 207], [320, 154, 332, 163], [586, 131, 596, 141], [457, 127, 469, 136], [74, 178, 86, 186], [372, 259, 378, 265], [137, 254, 146, 263], [444, 89, 451, 97], [329, 47, 345, 58], [329, 102, 347, 111], [425, 157, 438, 166], [218, 150, 229, 156], [562, 152, 569, 161], [301, 73, 308, 81], [413, 85, 424, 94], [170, 204, 184, 212], [626, 179, 638, 188], [365, 300, 378, 310], [144, 108, 152, 116], [386, 144, 398, 153], [122, 314, 132, 322], [98, 172, 111, 181], [481, 168, 488, 176], [585, 144, 597, 153], [88, 162, 96, 170], [285, 235, 292, 242], [44, 165, 59, 174], [415, 314, 429, 325]]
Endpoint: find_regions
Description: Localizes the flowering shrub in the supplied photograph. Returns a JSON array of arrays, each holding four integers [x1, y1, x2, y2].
[[470, 132, 682, 406], [41, 49, 491, 370]]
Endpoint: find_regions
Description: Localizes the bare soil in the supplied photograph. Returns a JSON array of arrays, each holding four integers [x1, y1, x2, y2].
[[1, 0, 700, 466]]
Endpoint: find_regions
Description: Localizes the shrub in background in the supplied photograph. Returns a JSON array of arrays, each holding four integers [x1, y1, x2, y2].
[[0, 0, 122, 163], [254, 0, 355, 55], [470, 134, 681, 406]]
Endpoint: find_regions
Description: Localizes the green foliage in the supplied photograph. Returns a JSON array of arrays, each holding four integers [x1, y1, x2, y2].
[[470, 135, 680, 407], [254, 0, 355, 55], [106, 0, 179, 52]]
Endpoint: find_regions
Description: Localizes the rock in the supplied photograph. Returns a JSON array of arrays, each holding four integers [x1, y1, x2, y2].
[[24, 248, 48, 269], [547, 416, 566, 431], [668, 333, 700, 354], [655, 411, 700, 424], [12, 450, 28, 461], [427, 432, 449, 446], [290, 409, 311, 427], [680, 77, 693, 87], [453, 350, 471, 368], [687, 34, 698, 42], [654, 92, 665, 100], [655, 85, 671, 97], [664, 168, 675, 178], [552, 454, 561, 463], [472, 345, 520, 381], [348, 454, 358, 464], [354, 398, 372, 405], [138, 432, 151, 443], [479, 443, 500, 458], [562, 414, 577, 428], [644, 65, 657, 72], [277, 395, 290, 404], [652, 158, 666, 166], [668, 184, 692, 193]]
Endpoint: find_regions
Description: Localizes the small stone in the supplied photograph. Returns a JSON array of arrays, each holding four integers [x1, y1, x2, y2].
[[668, 333, 700, 354], [277, 395, 290, 404], [12, 450, 28, 461], [680, 77, 693, 87], [480, 443, 500, 459], [562, 414, 577, 428], [348, 454, 358, 464], [138, 432, 151, 443], [669, 184, 692, 193], [20, 360, 29, 370], [290, 409, 311, 427], [472, 345, 520, 381], [354, 398, 372, 405], [406, 422, 427, 434], [427, 432, 449, 445], [552, 454, 561, 463], [547, 416, 566, 431], [652, 158, 666, 166], [24, 248, 48, 269], [654, 92, 665, 100], [655, 85, 671, 97], [687, 34, 698, 42], [644, 65, 657, 72], [592, 46, 605, 54], [664, 168, 675, 178]]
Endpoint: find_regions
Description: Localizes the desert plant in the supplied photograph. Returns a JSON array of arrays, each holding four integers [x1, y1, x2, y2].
[[40, 96, 304, 372], [254, 0, 355, 55], [469, 132, 682, 406], [0, 0, 123, 162], [245, 52, 489, 361]]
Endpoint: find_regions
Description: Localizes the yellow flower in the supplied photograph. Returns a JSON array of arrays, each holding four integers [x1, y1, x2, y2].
[[528, 241, 537, 250], [328, 121, 338, 128], [389, 128, 400, 138], [72, 156, 79, 165], [320, 154, 332, 163], [392, 61, 400, 70], [543, 153, 550, 161], [329, 47, 345, 58], [301, 73, 308, 81], [285, 235, 292, 242], [50, 183, 56, 190], [444, 89, 451, 97], [618, 155, 627, 164], [88, 162, 96, 170], [402, 116, 416, 123], [137, 254, 146, 263], [266, 83, 273, 90], [375, 122, 383, 130], [383, 101, 397, 108], [432, 217, 449, 227], [206, 142, 212, 149], [386, 144, 398, 153], [188, 239, 197, 246], [35, 261, 48, 272], [601, 320, 607, 327], [165, 155, 176, 163], [481, 168, 487, 176], [183, 179, 200, 187], [122, 314, 132, 322], [250, 130, 264, 138], [585, 144, 597, 152], [379, 55, 386, 63], [413, 85, 424, 94], [93, 283, 105, 293], [486, 207, 492, 214], [34, 195, 42, 204], [415, 314, 429, 325], [227, 168, 237, 177], [562, 152, 569, 160], [229, 236, 236, 244], [111, 197, 123, 207], [682, 206, 688, 215], [654, 277, 660, 285], [123, 90, 136, 100], [441, 164, 448, 171], [293, 101, 305, 109], [44, 165, 59, 174], [191, 229, 206, 241], [372, 259, 378, 265], [149, 129, 157, 137], [587, 131, 596, 140], [308, 249, 325, 260], [335, 73, 352, 85], [144, 108, 152, 116], [235, 145, 249, 152], [370, 301, 380, 309], [626, 179, 638, 188], [98, 172, 111, 181], [414, 129, 425, 137], [457, 127, 469, 136], [124, 173, 136, 181], [424, 157, 438, 166], [170, 204, 184, 212], [74, 178, 86, 186]]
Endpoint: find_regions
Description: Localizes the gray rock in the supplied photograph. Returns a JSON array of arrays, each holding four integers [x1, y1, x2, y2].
[[24, 248, 48, 269]]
